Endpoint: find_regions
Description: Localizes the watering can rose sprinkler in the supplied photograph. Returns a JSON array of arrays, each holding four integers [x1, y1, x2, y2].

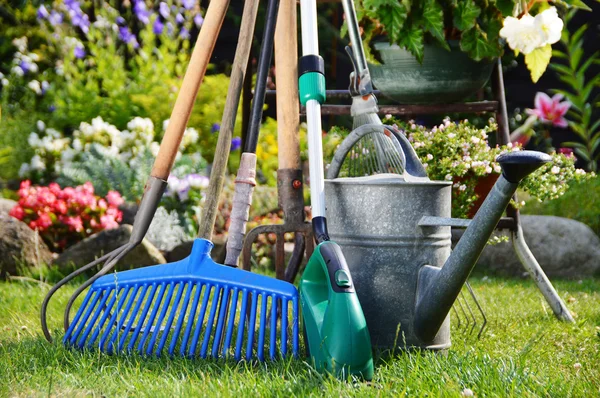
[[325, 129, 553, 350]]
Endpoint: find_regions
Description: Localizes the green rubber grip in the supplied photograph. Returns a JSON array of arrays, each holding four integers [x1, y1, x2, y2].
[[299, 72, 326, 106]]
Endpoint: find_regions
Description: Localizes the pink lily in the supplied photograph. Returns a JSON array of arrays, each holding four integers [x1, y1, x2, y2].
[[526, 92, 571, 127]]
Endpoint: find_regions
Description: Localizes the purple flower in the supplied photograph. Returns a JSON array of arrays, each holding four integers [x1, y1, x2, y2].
[[231, 137, 242, 151], [159, 2, 170, 18], [119, 27, 139, 48], [186, 174, 209, 189], [37, 5, 49, 20], [19, 60, 31, 74], [153, 18, 164, 35], [182, 0, 195, 10], [74, 45, 86, 59], [180, 27, 190, 39], [211, 123, 220, 133], [116, 16, 126, 25], [69, 9, 90, 33], [133, 0, 151, 25], [194, 13, 204, 27], [175, 13, 184, 24], [48, 11, 63, 26], [166, 22, 174, 35], [41, 81, 50, 94], [49, 105, 56, 112]]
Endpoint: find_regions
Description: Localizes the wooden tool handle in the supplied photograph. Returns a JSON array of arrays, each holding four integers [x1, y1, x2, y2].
[[275, 0, 300, 170], [151, 0, 230, 180]]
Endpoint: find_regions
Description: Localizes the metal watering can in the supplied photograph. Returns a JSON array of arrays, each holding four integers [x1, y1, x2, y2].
[[324, 125, 551, 350]]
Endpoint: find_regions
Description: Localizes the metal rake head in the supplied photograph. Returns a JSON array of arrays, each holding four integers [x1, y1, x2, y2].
[[64, 238, 300, 361]]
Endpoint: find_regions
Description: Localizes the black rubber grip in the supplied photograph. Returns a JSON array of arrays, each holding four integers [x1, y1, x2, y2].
[[312, 216, 330, 244], [299, 55, 325, 76], [319, 242, 355, 293], [497, 150, 552, 183]]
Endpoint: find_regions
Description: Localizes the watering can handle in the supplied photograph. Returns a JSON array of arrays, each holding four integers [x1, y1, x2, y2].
[[326, 124, 428, 179]]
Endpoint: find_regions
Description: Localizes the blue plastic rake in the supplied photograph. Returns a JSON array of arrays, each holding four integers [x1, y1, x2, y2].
[[64, 239, 300, 361]]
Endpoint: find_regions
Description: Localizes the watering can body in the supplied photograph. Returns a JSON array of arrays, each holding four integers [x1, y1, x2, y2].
[[324, 175, 453, 350]]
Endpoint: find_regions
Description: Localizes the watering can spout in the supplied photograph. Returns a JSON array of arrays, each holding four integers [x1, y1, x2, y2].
[[414, 151, 552, 342]]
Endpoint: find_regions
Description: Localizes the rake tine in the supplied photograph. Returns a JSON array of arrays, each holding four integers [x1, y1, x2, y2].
[[157, 282, 187, 356], [146, 282, 176, 355], [85, 289, 118, 348], [77, 290, 111, 348], [280, 297, 288, 358], [292, 296, 299, 356], [451, 303, 461, 329], [169, 282, 194, 356], [455, 294, 469, 330], [120, 284, 150, 352], [465, 281, 488, 339], [212, 286, 231, 358], [245, 290, 259, 360], [64, 289, 98, 345], [460, 290, 477, 337], [189, 284, 213, 358], [138, 283, 167, 354], [257, 292, 268, 361], [99, 288, 128, 351], [223, 288, 240, 358], [180, 283, 203, 356], [200, 285, 223, 358], [108, 285, 140, 354], [128, 284, 157, 352], [270, 295, 278, 360], [235, 290, 249, 361]]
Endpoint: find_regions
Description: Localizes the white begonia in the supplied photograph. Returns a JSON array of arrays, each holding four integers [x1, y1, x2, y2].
[[575, 169, 585, 176], [28, 133, 41, 147], [12, 37, 27, 53], [448, 133, 456, 139], [72, 139, 83, 152], [494, 165, 502, 173], [1, 79, 8, 87], [485, 166, 493, 174], [28, 80, 42, 95], [37, 120, 46, 131], [445, 174, 453, 181], [551, 166, 560, 174], [30, 155, 46, 170], [535, 7, 563, 45], [500, 14, 543, 55], [46, 128, 61, 139], [183, 127, 199, 147], [459, 184, 467, 191], [471, 136, 481, 144], [150, 142, 161, 157], [426, 154, 434, 161]]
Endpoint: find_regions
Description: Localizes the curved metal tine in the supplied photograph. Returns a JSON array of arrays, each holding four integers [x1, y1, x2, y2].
[[460, 290, 478, 337], [465, 281, 487, 339], [284, 233, 305, 283], [455, 293, 469, 330], [451, 304, 461, 329]]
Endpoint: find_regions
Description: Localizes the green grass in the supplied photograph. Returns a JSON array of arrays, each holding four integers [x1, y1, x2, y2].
[[1, 277, 599, 397]]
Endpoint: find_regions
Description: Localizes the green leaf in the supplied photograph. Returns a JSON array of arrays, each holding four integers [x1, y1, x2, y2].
[[422, 0, 449, 50], [565, 0, 593, 11], [495, 0, 516, 16], [525, 45, 552, 83], [398, 22, 425, 63], [460, 24, 498, 61], [453, 0, 481, 31], [363, 0, 409, 44]]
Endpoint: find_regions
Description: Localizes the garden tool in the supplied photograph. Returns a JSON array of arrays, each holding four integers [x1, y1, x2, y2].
[[331, 0, 404, 178], [62, 0, 301, 362], [41, 0, 232, 343], [297, 0, 374, 380], [241, 0, 313, 283], [324, 145, 559, 350]]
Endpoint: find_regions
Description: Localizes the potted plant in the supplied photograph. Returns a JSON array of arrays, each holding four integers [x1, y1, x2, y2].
[[351, 0, 591, 103]]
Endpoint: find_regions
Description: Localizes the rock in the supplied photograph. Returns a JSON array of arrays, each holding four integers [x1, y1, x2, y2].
[[0, 198, 17, 214], [54, 224, 166, 270], [475, 215, 600, 278], [165, 235, 227, 264], [118, 202, 139, 225], [0, 214, 54, 278]]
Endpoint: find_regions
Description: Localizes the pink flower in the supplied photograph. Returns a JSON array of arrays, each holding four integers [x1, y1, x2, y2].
[[35, 213, 53, 230], [558, 147, 574, 157], [9, 205, 25, 220], [526, 92, 571, 127], [98, 198, 108, 210], [49, 182, 62, 195], [63, 216, 84, 232], [54, 200, 68, 215], [81, 182, 95, 195], [105, 190, 124, 207], [100, 214, 120, 230]]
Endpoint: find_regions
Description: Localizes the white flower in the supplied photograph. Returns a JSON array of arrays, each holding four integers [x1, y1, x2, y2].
[[575, 169, 585, 176], [1, 79, 8, 87], [459, 184, 467, 191], [72, 139, 83, 151], [445, 174, 453, 181], [12, 65, 24, 77], [426, 154, 433, 161], [494, 165, 502, 173], [41, 81, 49, 92], [471, 136, 481, 144], [183, 127, 199, 147], [28, 133, 41, 147], [150, 142, 161, 157], [28, 80, 42, 94], [385, 114, 392, 120], [30, 155, 46, 171], [162, 119, 170, 132], [448, 133, 456, 139], [551, 166, 560, 174], [18, 163, 30, 177], [36, 120, 46, 131], [422, 163, 428, 168], [485, 166, 493, 174], [500, 14, 544, 55], [535, 7, 563, 45], [12, 37, 27, 53]]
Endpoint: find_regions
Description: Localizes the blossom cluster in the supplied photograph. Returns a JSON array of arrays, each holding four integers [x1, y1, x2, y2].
[[9, 180, 124, 251], [500, 7, 563, 55], [0, 37, 48, 91]]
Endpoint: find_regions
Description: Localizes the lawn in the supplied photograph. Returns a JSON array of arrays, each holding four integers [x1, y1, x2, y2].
[[1, 276, 598, 397]]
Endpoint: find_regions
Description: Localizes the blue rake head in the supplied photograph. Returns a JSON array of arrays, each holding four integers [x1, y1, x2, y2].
[[64, 238, 300, 361]]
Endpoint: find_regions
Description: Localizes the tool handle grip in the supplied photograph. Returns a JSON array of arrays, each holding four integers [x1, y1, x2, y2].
[[150, 0, 230, 180]]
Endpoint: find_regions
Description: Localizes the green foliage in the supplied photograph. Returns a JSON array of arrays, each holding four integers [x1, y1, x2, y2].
[[523, 174, 600, 235], [353, 0, 591, 63], [550, 11, 600, 171]]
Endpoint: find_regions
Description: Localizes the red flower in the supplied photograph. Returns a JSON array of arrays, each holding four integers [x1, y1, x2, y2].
[[105, 190, 124, 207], [9, 205, 24, 220], [526, 92, 571, 128]]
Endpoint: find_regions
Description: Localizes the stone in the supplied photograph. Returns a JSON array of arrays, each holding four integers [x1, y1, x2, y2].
[[118, 202, 138, 225], [0, 198, 17, 214], [476, 215, 600, 278], [0, 213, 54, 278], [54, 224, 166, 270], [165, 235, 227, 264]]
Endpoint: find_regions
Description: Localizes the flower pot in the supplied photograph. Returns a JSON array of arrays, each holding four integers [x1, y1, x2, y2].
[[455, 173, 500, 218], [368, 41, 495, 104]]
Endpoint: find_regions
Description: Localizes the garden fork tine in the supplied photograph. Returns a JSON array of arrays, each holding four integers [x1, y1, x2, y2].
[[41, 0, 232, 343]]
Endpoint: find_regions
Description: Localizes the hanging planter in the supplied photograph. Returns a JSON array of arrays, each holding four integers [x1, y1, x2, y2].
[[368, 41, 495, 104]]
